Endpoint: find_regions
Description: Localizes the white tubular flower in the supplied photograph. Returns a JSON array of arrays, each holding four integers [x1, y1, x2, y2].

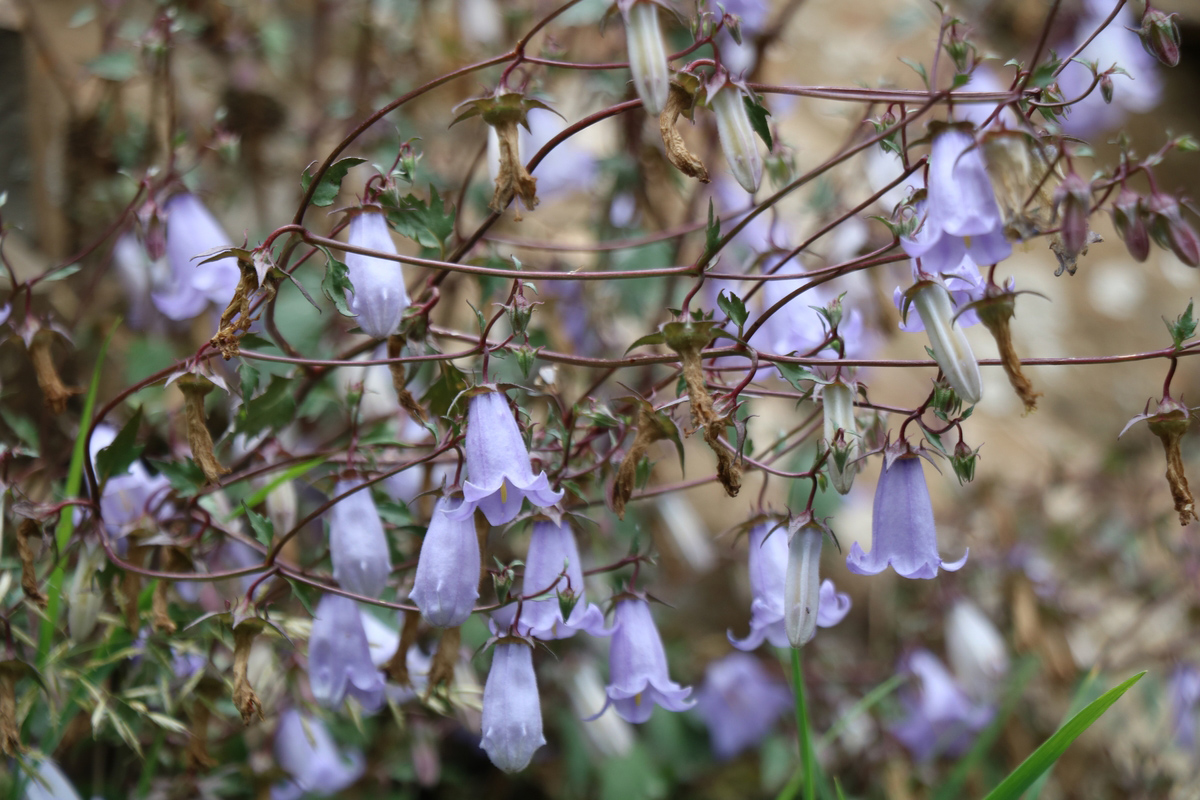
[[784, 522, 824, 648], [344, 209, 410, 340], [821, 380, 859, 495], [911, 283, 983, 405], [709, 82, 763, 194], [945, 600, 1009, 701], [623, 1, 670, 115]]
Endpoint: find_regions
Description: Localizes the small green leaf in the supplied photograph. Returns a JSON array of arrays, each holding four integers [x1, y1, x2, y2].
[[774, 361, 821, 393], [301, 157, 367, 208], [742, 95, 773, 151], [0, 408, 40, 455], [624, 331, 667, 353], [718, 290, 748, 331], [96, 407, 145, 483], [242, 502, 274, 547], [1165, 298, 1196, 350], [286, 578, 320, 617], [386, 187, 457, 254], [319, 249, 355, 317], [899, 57, 929, 89], [149, 458, 206, 498], [237, 374, 297, 438], [702, 199, 722, 262]]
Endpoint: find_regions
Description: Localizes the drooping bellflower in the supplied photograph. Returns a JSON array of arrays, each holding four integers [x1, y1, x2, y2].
[[729, 523, 851, 650], [846, 443, 968, 580], [890, 649, 994, 761], [328, 480, 392, 599], [344, 209, 410, 339], [902, 124, 1011, 274], [707, 78, 763, 194], [409, 497, 481, 627], [151, 193, 240, 321], [489, 519, 610, 639], [693, 652, 792, 760], [272, 709, 366, 800], [621, 1, 670, 115], [308, 594, 386, 712], [89, 423, 171, 538], [480, 639, 546, 772], [601, 596, 695, 723], [447, 389, 564, 526]]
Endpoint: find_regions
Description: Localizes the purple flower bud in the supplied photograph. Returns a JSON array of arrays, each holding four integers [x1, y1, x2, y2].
[[890, 650, 993, 761], [308, 594, 386, 712], [694, 652, 792, 760], [1111, 189, 1150, 262], [151, 193, 240, 321], [409, 497, 481, 627], [272, 709, 365, 800], [490, 520, 610, 639], [344, 210, 410, 339], [846, 445, 968, 580], [1136, 7, 1181, 68], [329, 480, 392, 599], [902, 125, 1011, 273], [709, 82, 763, 194], [622, 1, 670, 115], [729, 524, 850, 650], [1053, 172, 1092, 260], [480, 639, 546, 772], [20, 756, 83, 800], [603, 597, 695, 723], [1148, 193, 1200, 267], [447, 389, 564, 526], [1168, 664, 1200, 748]]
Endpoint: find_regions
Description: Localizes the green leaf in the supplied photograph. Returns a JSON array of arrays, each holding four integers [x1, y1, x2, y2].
[[319, 249, 355, 317], [0, 408, 40, 455], [231, 457, 326, 514], [718, 290, 748, 331], [1029, 54, 1064, 89], [774, 361, 821, 393], [702, 199, 722, 262], [742, 95, 773, 151], [301, 156, 367, 208], [624, 330, 667, 353], [980, 671, 1145, 800], [286, 578, 320, 617], [1165, 298, 1196, 350], [149, 458, 206, 497], [422, 362, 469, 420], [899, 57, 929, 89], [237, 374, 297, 438], [96, 406, 145, 483], [242, 501, 274, 547], [387, 187, 457, 254]]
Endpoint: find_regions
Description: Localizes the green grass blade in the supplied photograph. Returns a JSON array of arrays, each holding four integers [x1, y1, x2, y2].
[[1025, 668, 1101, 800], [981, 670, 1146, 800], [816, 673, 907, 750], [225, 456, 326, 518], [38, 322, 117, 665]]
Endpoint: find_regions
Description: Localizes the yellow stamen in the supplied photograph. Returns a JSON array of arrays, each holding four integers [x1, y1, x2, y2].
[[500, 481, 508, 504], [634, 692, 642, 706]]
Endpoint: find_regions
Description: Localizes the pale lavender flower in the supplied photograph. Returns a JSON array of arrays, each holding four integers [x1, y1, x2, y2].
[[409, 497, 481, 627], [344, 209, 410, 339], [602, 597, 695, 723], [271, 709, 365, 800], [447, 389, 564, 526], [890, 649, 993, 761], [20, 756, 83, 800], [846, 444, 968, 580], [694, 652, 792, 760], [622, 0, 670, 115], [329, 480, 392, 599], [151, 193, 240, 321], [729, 523, 851, 650], [489, 519, 610, 639], [308, 594, 386, 712], [902, 126, 1011, 274], [88, 423, 170, 537], [480, 639, 546, 772], [112, 233, 169, 329], [1169, 664, 1200, 748]]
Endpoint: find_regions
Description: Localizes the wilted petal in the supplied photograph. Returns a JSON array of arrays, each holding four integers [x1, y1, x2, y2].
[[409, 497, 481, 627], [345, 210, 410, 339], [912, 282, 983, 405], [308, 594, 386, 712], [329, 480, 392, 599], [272, 709, 365, 800], [480, 640, 546, 772]]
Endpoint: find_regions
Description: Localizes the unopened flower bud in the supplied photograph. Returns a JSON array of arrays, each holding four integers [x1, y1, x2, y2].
[[785, 523, 824, 648], [344, 209, 410, 339], [945, 600, 1009, 701], [493, 561, 517, 606], [1148, 194, 1200, 267], [912, 283, 983, 405], [1111, 189, 1150, 262], [709, 82, 763, 194], [822, 381, 859, 495], [624, 1, 670, 116], [557, 586, 580, 622], [1137, 7, 1181, 68], [1053, 172, 1092, 261], [1100, 73, 1115, 104], [329, 480, 392, 599], [951, 441, 979, 484]]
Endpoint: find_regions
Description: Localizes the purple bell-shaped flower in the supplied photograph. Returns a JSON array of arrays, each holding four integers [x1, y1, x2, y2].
[[890, 649, 994, 761], [601, 597, 695, 724], [489, 519, 610, 639], [344, 209, 410, 339], [447, 389, 564, 526], [480, 639, 546, 772], [694, 652, 793, 760], [409, 497, 481, 627], [151, 193, 240, 321], [846, 444, 968, 580], [902, 124, 1011, 274], [729, 523, 851, 650], [1169, 664, 1200, 748], [329, 480, 392, 599], [271, 709, 366, 800], [308, 594, 386, 712]]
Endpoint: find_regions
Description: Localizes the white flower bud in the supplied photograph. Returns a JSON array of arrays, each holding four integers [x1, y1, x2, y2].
[[67, 543, 106, 641], [912, 283, 983, 404], [329, 480, 392, 598], [624, 2, 670, 115], [822, 380, 859, 495], [785, 525, 823, 648], [710, 83, 763, 193], [945, 600, 1009, 701]]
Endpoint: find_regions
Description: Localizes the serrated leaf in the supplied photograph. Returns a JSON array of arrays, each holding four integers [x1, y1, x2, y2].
[[319, 249, 355, 317], [899, 57, 929, 89], [96, 406, 145, 483], [148, 458, 206, 497], [301, 157, 367, 208], [387, 187, 456, 254], [718, 290, 748, 331], [702, 199, 722, 262], [625, 331, 667, 353], [237, 374, 297, 438], [742, 95, 773, 151], [1166, 299, 1196, 350], [242, 501, 274, 547], [287, 578, 320, 617], [422, 362, 469, 419], [774, 361, 821, 393]]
